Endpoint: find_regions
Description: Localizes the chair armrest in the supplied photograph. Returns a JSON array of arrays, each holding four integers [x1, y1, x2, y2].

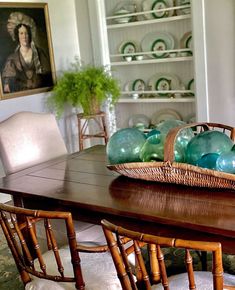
[[224, 286, 235, 290], [77, 243, 108, 253]]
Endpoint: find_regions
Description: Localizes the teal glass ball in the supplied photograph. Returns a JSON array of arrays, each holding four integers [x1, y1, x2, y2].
[[107, 128, 146, 164], [139, 133, 164, 162], [146, 129, 161, 139], [196, 153, 219, 170], [185, 131, 234, 165], [216, 151, 235, 174]]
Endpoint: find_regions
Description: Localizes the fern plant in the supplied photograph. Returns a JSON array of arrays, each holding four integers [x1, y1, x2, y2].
[[48, 61, 120, 117]]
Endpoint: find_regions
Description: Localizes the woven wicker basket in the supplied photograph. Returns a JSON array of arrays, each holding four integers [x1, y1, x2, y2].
[[107, 122, 235, 190]]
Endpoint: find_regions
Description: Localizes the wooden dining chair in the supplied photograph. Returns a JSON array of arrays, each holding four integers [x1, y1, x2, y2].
[[102, 219, 235, 290], [0, 111, 107, 246], [0, 203, 122, 290], [0, 111, 67, 175]]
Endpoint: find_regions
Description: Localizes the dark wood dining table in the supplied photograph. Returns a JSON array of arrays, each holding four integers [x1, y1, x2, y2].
[[0, 145, 235, 254]]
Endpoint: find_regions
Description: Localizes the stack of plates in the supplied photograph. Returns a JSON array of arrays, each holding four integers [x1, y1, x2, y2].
[[142, 0, 174, 20], [148, 73, 181, 96], [141, 31, 174, 58]]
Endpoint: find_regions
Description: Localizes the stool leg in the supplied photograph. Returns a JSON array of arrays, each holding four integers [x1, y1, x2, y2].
[[101, 114, 108, 144], [77, 116, 83, 151]]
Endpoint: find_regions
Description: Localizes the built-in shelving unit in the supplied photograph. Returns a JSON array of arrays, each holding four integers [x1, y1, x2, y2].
[[99, 0, 196, 128]]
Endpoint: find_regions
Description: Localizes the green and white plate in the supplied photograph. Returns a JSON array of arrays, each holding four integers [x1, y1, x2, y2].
[[124, 79, 146, 92], [141, 31, 174, 58], [148, 73, 181, 96], [180, 31, 193, 55], [142, 0, 174, 20], [118, 40, 138, 60]]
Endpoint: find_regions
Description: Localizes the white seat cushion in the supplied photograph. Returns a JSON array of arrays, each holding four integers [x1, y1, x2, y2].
[[25, 245, 121, 290], [153, 271, 235, 290]]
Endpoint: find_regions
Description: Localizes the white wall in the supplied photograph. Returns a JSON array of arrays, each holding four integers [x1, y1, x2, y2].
[[0, 0, 93, 202], [204, 0, 235, 125]]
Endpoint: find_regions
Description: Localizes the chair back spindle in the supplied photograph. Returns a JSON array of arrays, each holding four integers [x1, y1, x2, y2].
[[0, 203, 85, 289], [101, 219, 232, 290]]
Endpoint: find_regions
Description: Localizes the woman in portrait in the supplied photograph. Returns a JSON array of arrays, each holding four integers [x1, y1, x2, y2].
[[2, 12, 53, 93]]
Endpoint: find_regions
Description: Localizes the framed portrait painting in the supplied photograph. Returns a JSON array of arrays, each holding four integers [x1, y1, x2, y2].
[[0, 3, 56, 99]]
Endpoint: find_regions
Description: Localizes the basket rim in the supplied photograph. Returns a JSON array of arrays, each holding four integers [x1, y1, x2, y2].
[[107, 161, 235, 181]]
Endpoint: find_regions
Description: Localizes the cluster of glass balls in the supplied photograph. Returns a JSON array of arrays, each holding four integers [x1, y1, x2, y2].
[[106, 119, 235, 174]]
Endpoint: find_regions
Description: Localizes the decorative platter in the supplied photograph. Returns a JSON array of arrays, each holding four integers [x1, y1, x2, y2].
[[118, 40, 138, 59], [148, 73, 181, 96], [124, 79, 146, 91], [187, 78, 194, 91], [142, 0, 174, 19], [141, 31, 174, 58], [151, 109, 182, 125], [180, 31, 192, 55]]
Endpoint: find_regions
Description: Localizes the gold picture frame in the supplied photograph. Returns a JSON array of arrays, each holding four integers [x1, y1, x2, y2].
[[0, 2, 56, 100]]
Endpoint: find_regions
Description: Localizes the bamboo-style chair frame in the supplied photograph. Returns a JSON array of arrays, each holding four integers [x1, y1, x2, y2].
[[102, 219, 235, 290], [0, 203, 108, 290]]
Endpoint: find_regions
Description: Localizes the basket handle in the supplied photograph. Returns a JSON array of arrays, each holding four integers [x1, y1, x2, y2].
[[163, 122, 211, 162]]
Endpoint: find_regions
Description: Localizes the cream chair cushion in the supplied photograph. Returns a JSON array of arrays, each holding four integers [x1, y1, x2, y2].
[[0, 112, 67, 174], [153, 271, 235, 290], [25, 245, 121, 290]]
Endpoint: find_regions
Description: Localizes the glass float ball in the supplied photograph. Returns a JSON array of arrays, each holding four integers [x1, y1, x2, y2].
[[156, 119, 185, 135], [196, 153, 219, 170], [185, 131, 234, 165], [216, 151, 235, 174], [146, 129, 161, 139], [107, 128, 146, 164], [156, 119, 194, 162], [174, 144, 185, 163], [139, 133, 164, 162]]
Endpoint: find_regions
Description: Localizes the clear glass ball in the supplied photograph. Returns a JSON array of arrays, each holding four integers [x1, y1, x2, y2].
[[107, 128, 146, 164]]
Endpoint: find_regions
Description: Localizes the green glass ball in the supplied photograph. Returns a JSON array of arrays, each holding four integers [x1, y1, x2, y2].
[[139, 133, 164, 162], [185, 131, 234, 165], [107, 128, 146, 164]]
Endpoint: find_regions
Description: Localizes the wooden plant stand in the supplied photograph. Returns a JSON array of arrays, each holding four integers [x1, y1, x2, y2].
[[77, 111, 108, 150]]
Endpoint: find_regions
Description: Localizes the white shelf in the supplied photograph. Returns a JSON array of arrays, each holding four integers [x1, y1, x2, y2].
[[111, 56, 193, 66], [107, 14, 191, 29], [118, 97, 195, 103]]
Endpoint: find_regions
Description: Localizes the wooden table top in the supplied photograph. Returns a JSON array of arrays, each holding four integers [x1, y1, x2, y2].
[[1, 145, 235, 253]]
